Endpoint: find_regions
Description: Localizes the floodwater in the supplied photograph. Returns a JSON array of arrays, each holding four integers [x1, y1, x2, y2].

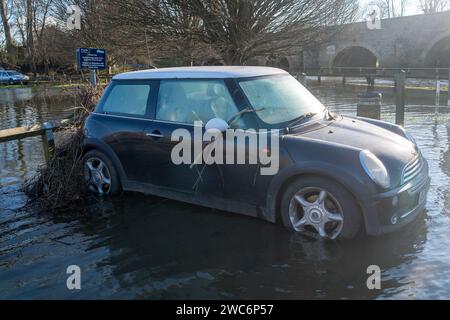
[[0, 81, 449, 299]]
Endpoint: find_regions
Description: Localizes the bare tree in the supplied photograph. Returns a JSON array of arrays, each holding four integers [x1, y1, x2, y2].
[[0, 0, 15, 63], [52, 0, 151, 69], [26, 0, 36, 73], [102, 0, 213, 66], [0, 0, 360, 72], [11, 0, 37, 72], [418, 0, 449, 13], [110, 0, 359, 65], [375, 0, 409, 18], [26, 0, 54, 74]]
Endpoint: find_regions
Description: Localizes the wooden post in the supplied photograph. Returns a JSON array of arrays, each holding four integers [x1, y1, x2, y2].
[[41, 122, 55, 163], [342, 74, 346, 86], [357, 92, 382, 120], [435, 76, 441, 108], [318, 71, 321, 84], [89, 69, 97, 86], [395, 71, 406, 126]]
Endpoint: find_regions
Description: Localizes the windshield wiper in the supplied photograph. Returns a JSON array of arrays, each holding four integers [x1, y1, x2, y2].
[[286, 112, 318, 129]]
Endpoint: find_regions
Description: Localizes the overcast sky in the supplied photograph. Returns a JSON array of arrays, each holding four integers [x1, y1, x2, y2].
[[360, 0, 424, 17]]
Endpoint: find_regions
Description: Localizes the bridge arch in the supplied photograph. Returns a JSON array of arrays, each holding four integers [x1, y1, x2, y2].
[[421, 30, 450, 68], [332, 44, 381, 68]]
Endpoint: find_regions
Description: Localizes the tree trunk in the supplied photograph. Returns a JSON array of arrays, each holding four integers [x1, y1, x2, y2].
[[26, 0, 36, 75], [0, 0, 14, 63]]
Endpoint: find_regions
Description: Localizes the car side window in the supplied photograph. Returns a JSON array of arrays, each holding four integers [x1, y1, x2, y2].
[[156, 79, 242, 126], [103, 83, 151, 116]]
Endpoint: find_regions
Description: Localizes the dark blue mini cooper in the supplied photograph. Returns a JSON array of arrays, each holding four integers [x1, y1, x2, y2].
[[82, 67, 430, 240]]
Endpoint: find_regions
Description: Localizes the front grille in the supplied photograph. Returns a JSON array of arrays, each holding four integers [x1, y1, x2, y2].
[[402, 155, 423, 184]]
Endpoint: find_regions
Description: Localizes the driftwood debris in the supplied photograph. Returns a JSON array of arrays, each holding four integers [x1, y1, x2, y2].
[[23, 86, 104, 211]]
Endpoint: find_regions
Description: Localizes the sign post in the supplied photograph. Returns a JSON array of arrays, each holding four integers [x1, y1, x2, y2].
[[89, 70, 97, 86], [76, 48, 107, 86]]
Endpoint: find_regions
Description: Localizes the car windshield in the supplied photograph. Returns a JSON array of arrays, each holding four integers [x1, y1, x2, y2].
[[238, 75, 325, 128]]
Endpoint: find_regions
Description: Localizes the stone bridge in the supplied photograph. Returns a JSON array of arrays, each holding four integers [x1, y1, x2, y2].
[[256, 11, 450, 73]]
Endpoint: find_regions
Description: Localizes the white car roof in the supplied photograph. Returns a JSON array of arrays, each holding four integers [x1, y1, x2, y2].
[[113, 66, 288, 80]]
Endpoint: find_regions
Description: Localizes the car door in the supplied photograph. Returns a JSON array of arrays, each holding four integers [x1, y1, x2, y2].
[[218, 79, 269, 205], [96, 80, 158, 182], [146, 78, 268, 207], [139, 78, 245, 197]]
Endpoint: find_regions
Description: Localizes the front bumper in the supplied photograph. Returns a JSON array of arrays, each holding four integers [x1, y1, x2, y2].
[[359, 160, 430, 236]]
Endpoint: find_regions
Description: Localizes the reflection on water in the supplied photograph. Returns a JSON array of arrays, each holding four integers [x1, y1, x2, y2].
[[0, 87, 76, 198], [0, 87, 77, 130], [0, 83, 450, 299]]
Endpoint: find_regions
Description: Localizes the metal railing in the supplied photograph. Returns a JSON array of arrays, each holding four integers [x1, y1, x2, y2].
[[304, 67, 449, 79]]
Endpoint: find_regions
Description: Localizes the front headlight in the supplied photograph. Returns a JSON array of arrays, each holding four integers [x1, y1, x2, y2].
[[359, 150, 391, 189]]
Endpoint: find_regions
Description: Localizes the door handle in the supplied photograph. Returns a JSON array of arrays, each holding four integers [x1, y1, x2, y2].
[[146, 130, 164, 139]]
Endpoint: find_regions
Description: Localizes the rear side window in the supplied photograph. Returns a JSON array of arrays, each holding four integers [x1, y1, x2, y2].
[[103, 83, 151, 116], [156, 79, 240, 125]]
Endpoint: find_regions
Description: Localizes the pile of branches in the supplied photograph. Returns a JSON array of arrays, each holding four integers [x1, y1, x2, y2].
[[23, 86, 104, 211]]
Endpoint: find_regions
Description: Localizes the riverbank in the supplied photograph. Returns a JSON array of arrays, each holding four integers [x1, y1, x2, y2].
[[0, 81, 109, 90], [306, 76, 450, 93]]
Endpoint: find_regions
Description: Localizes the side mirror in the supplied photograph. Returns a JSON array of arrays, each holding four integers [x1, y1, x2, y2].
[[205, 118, 229, 133]]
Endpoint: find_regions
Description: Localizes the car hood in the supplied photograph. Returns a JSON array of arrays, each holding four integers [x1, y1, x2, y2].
[[285, 116, 419, 185]]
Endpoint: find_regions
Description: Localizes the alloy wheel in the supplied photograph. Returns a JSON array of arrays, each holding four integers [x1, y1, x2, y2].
[[289, 187, 344, 239], [84, 157, 112, 195]]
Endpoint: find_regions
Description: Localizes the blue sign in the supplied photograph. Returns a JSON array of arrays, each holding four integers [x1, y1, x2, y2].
[[77, 48, 107, 70]]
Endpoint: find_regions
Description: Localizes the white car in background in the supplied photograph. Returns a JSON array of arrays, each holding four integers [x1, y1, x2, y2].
[[0, 70, 30, 85]]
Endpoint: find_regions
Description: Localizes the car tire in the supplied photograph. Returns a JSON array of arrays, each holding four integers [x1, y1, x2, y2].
[[8, 79, 14, 85], [82, 150, 122, 196], [280, 176, 362, 240]]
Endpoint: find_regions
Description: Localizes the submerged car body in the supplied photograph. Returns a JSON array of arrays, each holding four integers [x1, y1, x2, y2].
[[82, 66, 430, 239]]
